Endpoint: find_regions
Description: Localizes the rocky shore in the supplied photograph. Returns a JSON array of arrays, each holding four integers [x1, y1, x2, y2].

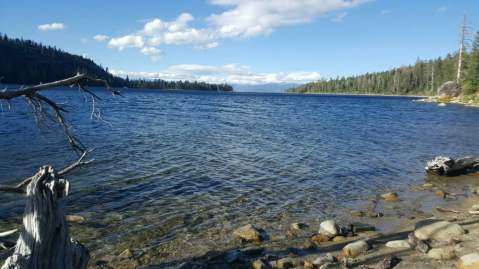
[[3, 160, 478, 269], [77, 168, 479, 269], [416, 95, 479, 108]]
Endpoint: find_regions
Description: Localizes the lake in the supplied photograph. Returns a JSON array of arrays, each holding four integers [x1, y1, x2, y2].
[[1, 88, 479, 265]]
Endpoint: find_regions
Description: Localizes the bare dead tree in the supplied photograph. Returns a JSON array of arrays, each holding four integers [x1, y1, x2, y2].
[[0, 74, 120, 269]]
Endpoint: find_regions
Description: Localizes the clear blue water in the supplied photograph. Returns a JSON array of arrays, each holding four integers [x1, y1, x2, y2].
[[1, 88, 479, 261]]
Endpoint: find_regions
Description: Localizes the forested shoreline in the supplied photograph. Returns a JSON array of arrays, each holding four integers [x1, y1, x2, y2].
[[289, 30, 479, 97], [0, 34, 233, 92]]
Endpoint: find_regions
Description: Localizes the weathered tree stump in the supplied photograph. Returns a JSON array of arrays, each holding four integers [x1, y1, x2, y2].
[[425, 156, 479, 176], [2, 166, 89, 269]]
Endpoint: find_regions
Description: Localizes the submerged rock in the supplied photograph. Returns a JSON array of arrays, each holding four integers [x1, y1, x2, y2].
[[341, 240, 369, 257], [381, 192, 399, 202], [66, 215, 86, 223], [350, 222, 376, 233], [233, 224, 263, 242], [319, 220, 339, 236], [290, 222, 308, 230], [435, 190, 446, 199]]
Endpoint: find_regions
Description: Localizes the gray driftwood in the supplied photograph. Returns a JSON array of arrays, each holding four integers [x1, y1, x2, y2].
[[425, 156, 479, 176], [0, 74, 119, 268], [1, 166, 89, 269]]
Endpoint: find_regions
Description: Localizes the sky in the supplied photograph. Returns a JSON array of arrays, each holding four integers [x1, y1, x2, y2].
[[1, 0, 479, 86]]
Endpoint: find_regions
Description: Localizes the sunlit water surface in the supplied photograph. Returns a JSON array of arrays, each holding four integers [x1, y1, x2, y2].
[[1, 88, 479, 264]]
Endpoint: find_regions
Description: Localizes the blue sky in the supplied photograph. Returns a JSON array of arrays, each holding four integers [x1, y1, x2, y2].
[[1, 0, 478, 85]]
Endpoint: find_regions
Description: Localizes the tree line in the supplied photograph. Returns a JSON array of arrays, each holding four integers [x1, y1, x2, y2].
[[289, 30, 479, 96], [0, 34, 233, 92]]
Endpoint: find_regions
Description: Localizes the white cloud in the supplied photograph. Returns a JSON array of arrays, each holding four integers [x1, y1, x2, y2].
[[38, 23, 65, 31], [108, 35, 145, 50], [436, 6, 447, 13], [140, 46, 162, 61], [208, 0, 369, 38], [104, 0, 370, 59], [93, 34, 110, 42], [110, 64, 321, 85]]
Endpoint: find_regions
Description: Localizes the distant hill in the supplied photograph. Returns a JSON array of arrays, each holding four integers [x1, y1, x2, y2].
[[0, 34, 232, 92], [233, 83, 299, 93], [289, 53, 460, 96]]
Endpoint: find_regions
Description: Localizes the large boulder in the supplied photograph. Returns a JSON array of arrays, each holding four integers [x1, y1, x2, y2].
[[414, 220, 465, 243], [437, 81, 461, 97], [458, 253, 479, 269]]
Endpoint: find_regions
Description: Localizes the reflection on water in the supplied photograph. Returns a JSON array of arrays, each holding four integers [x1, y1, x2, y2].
[[1, 89, 479, 263]]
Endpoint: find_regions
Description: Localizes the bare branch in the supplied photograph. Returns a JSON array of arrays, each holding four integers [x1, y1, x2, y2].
[[0, 73, 120, 100], [0, 229, 18, 238], [0, 149, 94, 194], [0, 73, 120, 153], [58, 149, 95, 176]]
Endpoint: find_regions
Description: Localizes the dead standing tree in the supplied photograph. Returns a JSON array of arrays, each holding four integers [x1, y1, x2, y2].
[[0, 74, 120, 269]]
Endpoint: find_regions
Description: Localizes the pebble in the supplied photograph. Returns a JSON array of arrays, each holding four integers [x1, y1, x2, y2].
[[273, 258, 294, 269], [311, 233, 334, 244], [435, 190, 446, 199], [458, 253, 479, 269], [332, 236, 346, 242], [381, 192, 400, 202], [66, 215, 85, 223], [319, 220, 338, 236], [233, 224, 263, 242], [414, 220, 465, 243], [291, 223, 307, 230], [385, 240, 411, 249], [252, 259, 269, 269], [427, 246, 456, 260], [341, 240, 369, 257], [373, 256, 400, 269], [312, 253, 336, 266]]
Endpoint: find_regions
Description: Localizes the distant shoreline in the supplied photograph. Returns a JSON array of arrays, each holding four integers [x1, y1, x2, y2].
[[291, 91, 428, 98]]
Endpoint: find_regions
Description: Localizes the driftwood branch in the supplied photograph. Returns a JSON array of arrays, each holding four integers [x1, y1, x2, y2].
[[1, 166, 89, 269], [0, 74, 120, 268], [0, 150, 94, 194], [0, 73, 119, 100], [0, 73, 120, 154], [425, 156, 479, 176]]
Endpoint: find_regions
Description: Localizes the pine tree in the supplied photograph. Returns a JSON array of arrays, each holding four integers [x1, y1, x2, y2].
[[464, 31, 479, 94]]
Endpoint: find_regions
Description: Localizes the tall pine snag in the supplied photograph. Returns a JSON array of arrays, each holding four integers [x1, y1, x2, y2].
[[464, 30, 479, 94]]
